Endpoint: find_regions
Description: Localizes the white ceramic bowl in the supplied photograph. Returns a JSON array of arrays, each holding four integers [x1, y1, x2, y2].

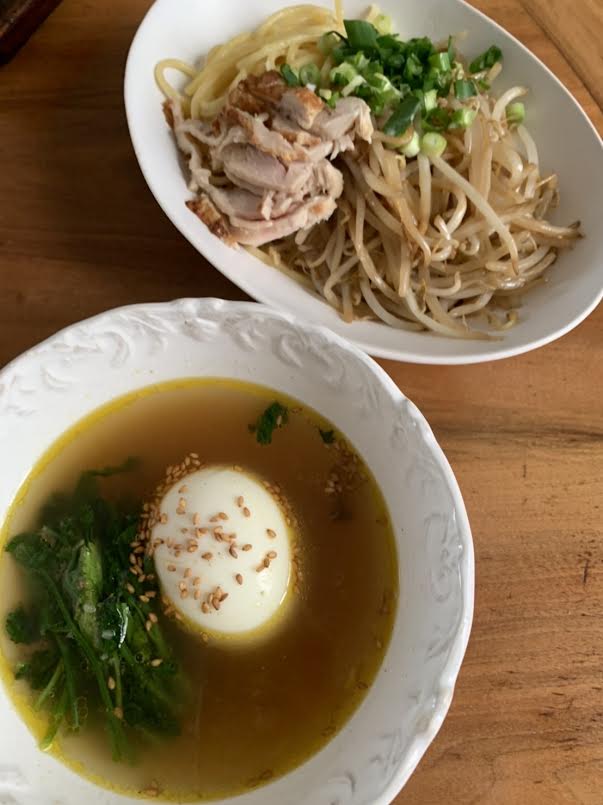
[[124, 0, 603, 365], [0, 299, 473, 804]]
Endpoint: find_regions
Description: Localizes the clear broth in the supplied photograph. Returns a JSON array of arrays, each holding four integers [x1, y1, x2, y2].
[[0, 379, 397, 800]]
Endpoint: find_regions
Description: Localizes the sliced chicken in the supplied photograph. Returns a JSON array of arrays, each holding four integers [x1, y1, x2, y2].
[[167, 70, 374, 248]]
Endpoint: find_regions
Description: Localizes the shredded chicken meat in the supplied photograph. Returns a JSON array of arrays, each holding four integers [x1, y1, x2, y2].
[[166, 71, 374, 247]]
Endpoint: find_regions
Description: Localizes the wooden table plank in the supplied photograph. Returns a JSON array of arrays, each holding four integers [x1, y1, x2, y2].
[[0, 2, 601, 805]]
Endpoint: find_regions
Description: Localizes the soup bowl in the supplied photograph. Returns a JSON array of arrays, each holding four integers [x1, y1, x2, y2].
[[0, 298, 473, 804]]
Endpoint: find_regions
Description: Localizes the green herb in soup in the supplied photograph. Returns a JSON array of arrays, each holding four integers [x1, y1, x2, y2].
[[4, 465, 182, 759], [0, 378, 397, 801]]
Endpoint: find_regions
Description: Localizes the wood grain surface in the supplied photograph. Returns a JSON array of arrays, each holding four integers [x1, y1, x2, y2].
[[0, 1, 602, 803]]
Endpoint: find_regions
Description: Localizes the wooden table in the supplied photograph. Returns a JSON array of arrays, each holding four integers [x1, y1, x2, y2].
[[1, 1, 601, 802]]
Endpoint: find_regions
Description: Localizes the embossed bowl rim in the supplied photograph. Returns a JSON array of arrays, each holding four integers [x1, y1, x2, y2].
[[0, 299, 474, 804]]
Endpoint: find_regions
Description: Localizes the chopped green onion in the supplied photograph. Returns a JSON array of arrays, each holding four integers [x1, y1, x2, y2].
[[469, 45, 502, 74], [454, 79, 477, 99], [477, 78, 490, 91], [344, 19, 379, 50], [342, 74, 367, 96], [299, 63, 320, 86], [450, 107, 477, 129], [280, 64, 300, 87], [506, 101, 525, 126], [326, 91, 341, 109], [421, 132, 447, 158], [319, 31, 342, 55], [349, 51, 371, 72], [447, 35, 455, 63], [422, 107, 451, 132], [383, 95, 421, 136], [428, 51, 451, 72], [330, 62, 358, 86], [423, 89, 437, 111], [318, 88, 332, 101], [373, 13, 393, 35], [400, 130, 420, 158]]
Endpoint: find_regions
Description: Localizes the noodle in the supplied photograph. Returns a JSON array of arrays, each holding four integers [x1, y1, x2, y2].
[[156, 3, 582, 339]]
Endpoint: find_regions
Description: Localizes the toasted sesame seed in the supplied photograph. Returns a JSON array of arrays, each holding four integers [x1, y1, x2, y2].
[[197, 527, 209, 536], [178, 485, 188, 493], [150, 659, 163, 668], [202, 552, 213, 561], [184, 568, 192, 578], [212, 598, 220, 611], [229, 545, 238, 558], [126, 583, 135, 594], [129, 553, 137, 565], [180, 589, 189, 599], [201, 602, 210, 614], [167, 564, 177, 572], [193, 513, 201, 526], [233, 465, 243, 472], [180, 527, 188, 534], [242, 543, 252, 551], [149, 613, 158, 624], [160, 513, 168, 524], [266, 529, 276, 539], [114, 706, 123, 720], [146, 590, 157, 598], [236, 496, 244, 507], [145, 620, 152, 632], [139, 595, 150, 604], [256, 564, 266, 572], [187, 543, 197, 553], [264, 557, 271, 568], [108, 676, 116, 691], [193, 576, 201, 586], [175, 612, 183, 622], [218, 512, 228, 521], [209, 515, 220, 523], [220, 592, 229, 602], [267, 550, 277, 559], [235, 573, 243, 585], [129, 567, 139, 576], [243, 507, 251, 518], [194, 590, 202, 600], [178, 581, 187, 591]]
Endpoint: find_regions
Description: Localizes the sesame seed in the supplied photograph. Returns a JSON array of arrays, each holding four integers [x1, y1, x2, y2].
[[126, 583, 135, 594], [146, 590, 157, 598], [257, 564, 266, 572], [178, 485, 188, 493], [220, 592, 229, 602], [108, 676, 116, 690], [150, 659, 163, 668], [180, 589, 188, 599], [266, 529, 276, 539], [229, 545, 238, 558], [139, 595, 150, 604], [264, 557, 271, 568], [184, 568, 192, 578], [174, 612, 183, 622], [267, 550, 277, 559], [243, 507, 251, 518], [145, 620, 153, 632], [209, 515, 220, 523], [167, 564, 177, 572], [129, 553, 136, 565], [180, 527, 188, 534], [201, 602, 210, 614], [114, 706, 124, 720], [218, 512, 228, 520], [233, 465, 243, 472], [197, 527, 208, 536], [149, 613, 158, 624], [236, 496, 244, 507], [187, 543, 197, 553], [202, 552, 213, 561], [242, 543, 252, 551], [236, 573, 243, 585], [160, 514, 168, 524], [212, 598, 221, 611], [178, 581, 187, 591], [193, 513, 201, 526], [194, 590, 202, 600], [193, 576, 201, 586]]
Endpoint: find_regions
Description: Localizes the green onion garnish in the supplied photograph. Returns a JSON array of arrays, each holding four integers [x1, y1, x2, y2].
[[450, 107, 477, 129], [383, 95, 421, 136], [299, 63, 320, 86], [506, 101, 525, 126], [421, 132, 447, 158], [469, 45, 502, 74], [343, 19, 379, 50], [429, 51, 451, 72], [400, 130, 420, 158], [454, 79, 477, 99], [280, 64, 300, 87]]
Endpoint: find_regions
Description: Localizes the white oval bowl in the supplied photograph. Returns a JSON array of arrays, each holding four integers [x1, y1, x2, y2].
[[124, 0, 603, 365], [0, 299, 473, 804]]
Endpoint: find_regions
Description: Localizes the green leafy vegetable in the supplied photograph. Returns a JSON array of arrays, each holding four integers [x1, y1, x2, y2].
[[5, 606, 39, 644], [4, 464, 183, 761], [344, 19, 379, 50], [469, 45, 503, 74], [253, 402, 289, 445], [319, 428, 335, 444]]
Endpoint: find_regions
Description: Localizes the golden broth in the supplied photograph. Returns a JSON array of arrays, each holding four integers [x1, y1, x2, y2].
[[0, 378, 397, 800]]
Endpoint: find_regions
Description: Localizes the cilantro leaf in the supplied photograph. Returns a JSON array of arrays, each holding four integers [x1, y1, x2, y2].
[[253, 402, 289, 445]]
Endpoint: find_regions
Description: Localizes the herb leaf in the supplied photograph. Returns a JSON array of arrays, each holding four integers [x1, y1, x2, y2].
[[253, 402, 288, 445], [319, 428, 335, 444], [5, 605, 39, 644]]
